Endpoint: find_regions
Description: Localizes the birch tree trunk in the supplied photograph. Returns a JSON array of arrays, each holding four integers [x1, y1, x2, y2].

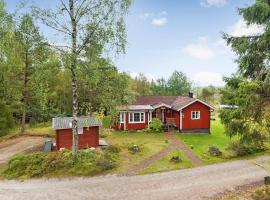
[[69, 0, 79, 155]]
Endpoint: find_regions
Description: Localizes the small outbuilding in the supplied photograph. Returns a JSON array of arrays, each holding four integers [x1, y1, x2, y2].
[[52, 117, 102, 150]]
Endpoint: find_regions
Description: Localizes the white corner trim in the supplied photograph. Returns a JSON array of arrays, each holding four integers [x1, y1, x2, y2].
[[177, 99, 214, 111], [180, 110, 182, 130]]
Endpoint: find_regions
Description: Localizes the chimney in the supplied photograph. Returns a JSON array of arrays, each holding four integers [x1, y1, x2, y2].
[[188, 92, 193, 98]]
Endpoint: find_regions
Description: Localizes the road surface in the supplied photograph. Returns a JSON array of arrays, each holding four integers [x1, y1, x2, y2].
[[0, 156, 269, 200]]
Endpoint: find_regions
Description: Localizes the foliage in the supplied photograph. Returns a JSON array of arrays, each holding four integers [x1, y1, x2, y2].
[[227, 140, 265, 157], [221, 0, 270, 145], [148, 118, 163, 133], [197, 85, 220, 105], [0, 102, 14, 136], [252, 186, 270, 200], [150, 70, 192, 95], [3, 148, 119, 179]]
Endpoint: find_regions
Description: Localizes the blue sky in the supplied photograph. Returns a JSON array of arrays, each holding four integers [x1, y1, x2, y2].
[[6, 0, 263, 86]]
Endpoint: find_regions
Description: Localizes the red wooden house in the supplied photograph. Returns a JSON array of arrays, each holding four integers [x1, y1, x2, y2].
[[52, 117, 101, 150], [116, 93, 214, 133]]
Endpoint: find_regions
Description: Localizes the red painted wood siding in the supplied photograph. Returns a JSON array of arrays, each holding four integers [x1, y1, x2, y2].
[[181, 101, 210, 130], [172, 110, 180, 128], [56, 126, 99, 150], [125, 111, 148, 130]]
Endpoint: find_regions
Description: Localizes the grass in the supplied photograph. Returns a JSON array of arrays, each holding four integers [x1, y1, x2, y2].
[[3, 148, 119, 179], [104, 131, 169, 173], [139, 148, 193, 174], [0, 123, 54, 143], [176, 119, 231, 163]]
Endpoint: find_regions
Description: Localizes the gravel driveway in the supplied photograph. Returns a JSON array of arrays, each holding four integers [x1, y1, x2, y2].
[[0, 156, 269, 200], [0, 136, 45, 164]]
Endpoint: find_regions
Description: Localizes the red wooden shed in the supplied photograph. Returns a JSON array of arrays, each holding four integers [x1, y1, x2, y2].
[[52, 117, 101, 150]]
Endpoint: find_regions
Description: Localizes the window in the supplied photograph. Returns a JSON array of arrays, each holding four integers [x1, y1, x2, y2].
[[129, 112, 145, 123], [191, 111, 200, 120], [120, 112, 125, 123]]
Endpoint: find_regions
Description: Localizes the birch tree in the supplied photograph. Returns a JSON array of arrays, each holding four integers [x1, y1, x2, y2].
[[33, 0, 131, 155]]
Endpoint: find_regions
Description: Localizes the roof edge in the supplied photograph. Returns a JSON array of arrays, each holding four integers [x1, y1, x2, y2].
[[177, 99, 215, 111]]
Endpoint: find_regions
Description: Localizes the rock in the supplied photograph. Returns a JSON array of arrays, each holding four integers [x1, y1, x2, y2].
[[265, 176, 270, 185], [128, 144, 141, 153], [208, 146, 222, 157], [170, 156, 182, 163]]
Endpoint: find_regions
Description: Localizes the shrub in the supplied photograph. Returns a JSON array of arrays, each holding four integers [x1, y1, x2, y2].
[[252, 186, 270, 200], [228, 141, 265, 157], [106, 145, 121, 153], [4, 148, 119, 179], [148, 118, 163, 133], [208, 146, 222, 157], [102, 116, 111, 129]]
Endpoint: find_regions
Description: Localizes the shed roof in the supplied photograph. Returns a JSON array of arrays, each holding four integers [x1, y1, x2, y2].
[[52, 117, 101, 130]]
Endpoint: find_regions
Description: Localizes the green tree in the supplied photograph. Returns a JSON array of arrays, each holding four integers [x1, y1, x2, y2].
[[130, 73, 151, 96], [33, 0, 131, 155], [15, 14, 46, 133], [221, 0, 270, 145], [167, 70, 191, 95]]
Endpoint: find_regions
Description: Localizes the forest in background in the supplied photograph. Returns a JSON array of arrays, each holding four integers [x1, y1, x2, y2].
[[0, 0, 220, 136]]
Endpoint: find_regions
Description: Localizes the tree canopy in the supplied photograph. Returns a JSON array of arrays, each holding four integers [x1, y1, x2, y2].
[[220, 0, 270, 146]]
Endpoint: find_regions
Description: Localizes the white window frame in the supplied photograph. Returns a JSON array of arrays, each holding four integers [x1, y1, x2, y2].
[[191, 111, 200, 120], [129, 112, 145, 124], [120, 112, 125, 123]]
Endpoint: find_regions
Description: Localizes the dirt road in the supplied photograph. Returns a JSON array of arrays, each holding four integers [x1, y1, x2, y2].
[[0, 156, 269, 200], [0, 136, 45, 164]]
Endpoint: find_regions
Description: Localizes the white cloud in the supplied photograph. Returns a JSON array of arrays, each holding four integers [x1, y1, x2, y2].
[[140, 11, 168, 27], [228, 18, 265, 37], [129, 72, 156, 81], [183, 36, 231, 60], [192, 72, 224, 87], [200, 0, 227, 7], [151, 17, 167, 27], [183, 37, 215, 60]]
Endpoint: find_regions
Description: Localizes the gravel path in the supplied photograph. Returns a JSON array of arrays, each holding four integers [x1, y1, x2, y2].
[[0, 156, 269, 200], [0, 136, 45, 164]]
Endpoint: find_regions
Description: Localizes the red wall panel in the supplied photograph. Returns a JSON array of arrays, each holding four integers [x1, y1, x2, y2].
[[56, 126, 99, 150], [182, 102, 210, 130], [125, 111, 148, 130]]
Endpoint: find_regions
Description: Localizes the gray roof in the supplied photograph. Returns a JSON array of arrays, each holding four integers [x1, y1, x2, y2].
[[117, 105, 154, 111], [52, 117, 101, 130]]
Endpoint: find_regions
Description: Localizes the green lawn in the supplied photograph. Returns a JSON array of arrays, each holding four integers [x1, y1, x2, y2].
[[139, 148, 193, 174], [0, 123, 55, 142], [104, 131, 169, 173], [176, 120, 230, 163]]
